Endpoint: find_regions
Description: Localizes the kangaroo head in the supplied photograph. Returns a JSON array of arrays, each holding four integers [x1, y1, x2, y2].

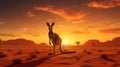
[[46, 22, 54, 31]]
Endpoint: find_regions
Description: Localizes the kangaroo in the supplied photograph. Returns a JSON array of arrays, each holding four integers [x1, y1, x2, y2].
[[46, 22, 62, 54]]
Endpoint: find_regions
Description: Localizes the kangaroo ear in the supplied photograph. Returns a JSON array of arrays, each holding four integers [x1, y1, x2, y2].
[[51, 22, 54, 26], [46, 22, 50, 26]]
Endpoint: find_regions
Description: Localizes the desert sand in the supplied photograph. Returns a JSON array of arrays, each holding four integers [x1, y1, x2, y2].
[[0, 46, 120, 67]]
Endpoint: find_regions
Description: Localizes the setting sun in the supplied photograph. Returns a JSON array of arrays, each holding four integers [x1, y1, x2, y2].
[[63, 40, 69, 45]]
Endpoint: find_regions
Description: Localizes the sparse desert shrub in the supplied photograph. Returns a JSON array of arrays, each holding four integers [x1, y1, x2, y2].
[[81, 63, 93, 67], [26, 54, 37, 60], [12, 58, 23, 64], [17, 51, 22, 55], [117, 50, 120, 54], [84, 50, 92, 55], [0, 52, 7, 58], [100, 54, 108, 59], [87, 52, 92, 55], [84, 50, 87, 53], [7, 49, 12, 52], [98, 50, 103, 52], [35, 50, 40, 54], [30, 54, 37, 58], [48, 53, 53, 55]]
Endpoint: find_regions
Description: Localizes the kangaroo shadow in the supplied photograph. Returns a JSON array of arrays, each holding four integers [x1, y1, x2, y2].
[[6, 54, 61, 67], [6, 51, 76, 67]]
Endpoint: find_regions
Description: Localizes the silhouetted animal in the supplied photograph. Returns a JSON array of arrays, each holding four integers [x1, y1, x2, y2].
[[46, 22, 62, 54]]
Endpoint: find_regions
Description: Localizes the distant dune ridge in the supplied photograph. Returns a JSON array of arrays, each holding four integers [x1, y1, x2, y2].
[[103, 37, 120, 47], [38, 42, 48, 47], [83, 39, 102, 46], [83, 37, 120, 47], [0, 37, 120, 47], [0, 38, 36, 45], [0, 38, 49, 48]]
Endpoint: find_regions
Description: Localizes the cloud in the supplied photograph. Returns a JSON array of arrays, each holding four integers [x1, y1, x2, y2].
[[69, 26, 96, 34], [23, 32, 41, 37], [34, 6, 85, 21], [88, 0, 120, 8], [99, 28, 120, 34], [0, 34, 21, 37], [26, 11, 35, 18], [70, 30, 89, 34], [26, 33, 40, 36], [0, 32, 40, 37], [71, 19, 85, 24], [31, 34, 40, 37], [84, 25, 96, 31]]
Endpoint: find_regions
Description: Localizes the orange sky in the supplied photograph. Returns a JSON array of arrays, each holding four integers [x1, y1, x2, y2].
[[0, 0, 120, 45]]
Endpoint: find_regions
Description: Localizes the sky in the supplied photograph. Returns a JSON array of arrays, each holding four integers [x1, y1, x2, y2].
[[0, 0, 120, 45]]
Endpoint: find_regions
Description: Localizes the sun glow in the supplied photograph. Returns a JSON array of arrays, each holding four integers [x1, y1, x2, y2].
[[62, 40, 69, 46]]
